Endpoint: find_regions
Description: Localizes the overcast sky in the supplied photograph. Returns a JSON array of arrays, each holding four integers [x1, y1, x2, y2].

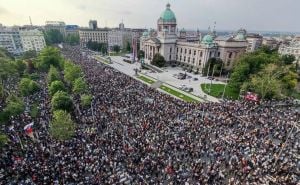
[[0, 0, 299, 32]]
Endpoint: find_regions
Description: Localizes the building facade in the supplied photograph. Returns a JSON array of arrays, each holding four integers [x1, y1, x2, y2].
[[45, 21, 66, 37], [19, 29, 46, 52], [89, 20, 98, 30], [65, 25, 79, 37], [246, 33, 263, 52], [140, 4, 247, 72], [279, 36, 300, 61], [0, 26, 46, 55], [79, 28, 109, 47]]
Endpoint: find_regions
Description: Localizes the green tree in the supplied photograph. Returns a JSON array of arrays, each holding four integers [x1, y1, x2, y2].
[[137, 50, 145, 60], [47, 65, 61, 84], [81, 94, 92, 107], [36, 47, 63, 71], [73, 77, 88, 94], [151, 53, 166, 67], [282, 71, 298, 90], [44, 29, 64, 45], [249, 64, 283, 99], [22, 50, 37, 60], [112, 45, 120, 53], [202, 58, 223, 76], [281, 54, 296, 65], [49, 81, 66, 96], [0, 133, 8, 148], [126, 41, 131, 52], [51, 91, 73, 112], [64, 61, 82, 84], [50, 110, 75, 140], [14, 60, 27, 76], [65, 34, 79, 45], [0, 95, 25, 123], [19, 78, 40, 96]]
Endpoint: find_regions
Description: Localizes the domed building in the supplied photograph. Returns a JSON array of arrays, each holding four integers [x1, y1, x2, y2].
[[140, 3, 248, 72]]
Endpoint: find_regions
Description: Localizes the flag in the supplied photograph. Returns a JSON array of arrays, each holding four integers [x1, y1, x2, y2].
[[24, 122, 34, 138], [245, 92, 259, 102]]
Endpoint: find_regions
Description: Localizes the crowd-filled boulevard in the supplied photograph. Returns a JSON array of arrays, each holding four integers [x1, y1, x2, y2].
[[0, 46, 299, 184]]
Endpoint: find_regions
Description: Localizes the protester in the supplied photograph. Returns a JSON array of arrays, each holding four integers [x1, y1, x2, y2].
[[0, 45, 299, 184]]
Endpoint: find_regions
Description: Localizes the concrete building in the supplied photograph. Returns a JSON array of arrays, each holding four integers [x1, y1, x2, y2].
[[79, 28, 110, 47], [279, 36, 300, 61], [140, 3, 247, 72], [65, 25, 79, 37], [45, 21, 66, 37], [262, 37, 279, 50], [89, 20, 98, 30], [19, 29, 46, 52], [246, 33, 263, 52], [0, 27, 23, 55]]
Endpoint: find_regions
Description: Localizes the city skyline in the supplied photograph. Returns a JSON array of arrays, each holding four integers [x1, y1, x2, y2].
[[0, 0, 299, 32]]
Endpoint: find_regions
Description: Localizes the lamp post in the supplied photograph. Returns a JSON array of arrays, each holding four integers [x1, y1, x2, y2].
[[222, 73, 229, 100], [208, 65, 216, 94]]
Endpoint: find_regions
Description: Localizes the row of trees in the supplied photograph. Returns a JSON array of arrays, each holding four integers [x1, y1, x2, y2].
[[44, 29, 80, 45], [86, 41, 108, 54], [228, 46, 299, 99]]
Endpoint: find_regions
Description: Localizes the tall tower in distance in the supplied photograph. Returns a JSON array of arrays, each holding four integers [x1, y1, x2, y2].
[[89, 20, 98, 30]]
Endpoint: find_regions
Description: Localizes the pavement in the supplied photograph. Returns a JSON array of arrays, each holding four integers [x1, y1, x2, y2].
[[93, 55, 224, 102]]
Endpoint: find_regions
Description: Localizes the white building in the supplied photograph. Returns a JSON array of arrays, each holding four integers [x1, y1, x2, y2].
[[246, 33, 263, 52], [19, 29, 46, 52], [140, 3, 247, 72], [279, 36, 300, 61], [108, 26, 133, 51], [0, 27, 23, 55]]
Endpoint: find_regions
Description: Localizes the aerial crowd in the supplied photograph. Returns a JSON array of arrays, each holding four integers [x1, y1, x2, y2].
[[0, 45, 299, 184]]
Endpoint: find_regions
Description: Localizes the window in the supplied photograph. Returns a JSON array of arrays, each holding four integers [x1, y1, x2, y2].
[[185, 49, 187, 54], [181, 48, 182, 53], [176, 55, 178, 60], [177, 48, 178, 53], [193, 58, 195, 63], [194, 50, 196, 55], [170, 47, 172, 53], [227, 61, 231, 66], [189, 49, 191, 54], [184, 56, 186, 62], [229, 52, 233, 58], [180, 56, 182, 61], [188, 57, 190, 62], [218, 52, 220, 57], [200, 51, 203, 57], [169, 55, 171, 60]]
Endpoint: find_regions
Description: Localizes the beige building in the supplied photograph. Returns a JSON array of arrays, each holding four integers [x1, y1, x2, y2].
[[45, 21, 66, 37], [19, 29, 46, 52], [79, 28, 109, 47], [279, 36, 300, 61], [246, 33, 263, 52], [262, 37, 279, 49], [140, 4, 247, 72]]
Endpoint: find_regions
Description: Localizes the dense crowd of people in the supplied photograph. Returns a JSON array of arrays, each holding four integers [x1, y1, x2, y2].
[[0, 45, 299, 184]]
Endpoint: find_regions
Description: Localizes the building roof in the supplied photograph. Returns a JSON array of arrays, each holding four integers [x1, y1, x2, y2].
[[202, 34, 214, 44], [159, 3, 176, 22]]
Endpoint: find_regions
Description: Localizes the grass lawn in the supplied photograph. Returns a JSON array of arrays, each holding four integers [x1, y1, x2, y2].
[[109, 52, 129, 56], [201, 83, 239, 100], [138, 75, 156, 84], [160, 85, 199, 102], [30, 103, 39, 118]]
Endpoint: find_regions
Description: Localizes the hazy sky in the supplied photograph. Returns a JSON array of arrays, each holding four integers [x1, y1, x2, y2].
[[0, 0, 299, 32]]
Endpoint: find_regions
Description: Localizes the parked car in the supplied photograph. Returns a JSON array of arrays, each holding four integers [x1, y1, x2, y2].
[[207, 76, 215, 80], [193, 78, 198, 81], [188, 88, 194, 92]]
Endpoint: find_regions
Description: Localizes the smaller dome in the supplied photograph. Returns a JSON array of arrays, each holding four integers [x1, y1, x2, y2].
[[202, 34, 214, 44], [142, 31, 149, 37], [180, 28, 186, 33], [235, 33, 245, 40]]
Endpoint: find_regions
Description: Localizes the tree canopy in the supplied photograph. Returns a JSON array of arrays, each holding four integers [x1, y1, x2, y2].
[[44, 29, 64, 45], [151, 53, 166, 68], [51, 91, 73, 112], [36, 47, 64, 71], [73, 77, 88, 94], [19, 78, 40, 97], [112, 45, 120, 53], [202, 58, 223, 76], [65, 34, 80, 46], [49, 80, 66, 96], [50, 110, 75, 140]]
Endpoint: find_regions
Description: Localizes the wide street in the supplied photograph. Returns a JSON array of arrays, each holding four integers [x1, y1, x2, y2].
[[93, 55, 223, 102]]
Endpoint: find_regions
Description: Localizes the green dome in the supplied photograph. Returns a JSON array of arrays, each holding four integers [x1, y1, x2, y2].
[[142, 31, 149, 37], [202, 34, 214, 44], [235, 33, 245, 40], [160, 3, 176, 21]]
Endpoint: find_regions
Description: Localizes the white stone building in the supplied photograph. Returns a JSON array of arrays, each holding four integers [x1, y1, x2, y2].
[[279, 36, 300, 61], [140, 4, 247, 72], [108, 28, 133, 51], [19, 29, 46, 52], [0, 27, 23, 55], [246, 33, 263, 52]]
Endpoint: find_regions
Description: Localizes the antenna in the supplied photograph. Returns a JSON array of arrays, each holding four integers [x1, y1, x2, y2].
[[29, 16, 33, 27], [213, 21, 216, 31]]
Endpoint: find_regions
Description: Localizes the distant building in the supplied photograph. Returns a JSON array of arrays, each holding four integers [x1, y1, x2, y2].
[[89, 20, 98, 30], [0, 26, 46, 55], [119, 22, 125, 30], [262, 37, 279, 50], [140, 4, 247, 72], [279, 36, 300, 61], [45, 21, 66, 37], [246, 33, 263, 52], [0, 27, 23, 55], [65, 25, 79, 37], [79, 28, 109, 47], [19, 29, 46, 52]]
